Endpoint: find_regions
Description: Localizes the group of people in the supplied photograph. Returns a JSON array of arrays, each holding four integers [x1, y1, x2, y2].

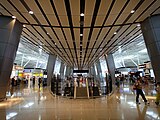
[[133, 77, 150, 105], [11, 76, 21, 86], [133, 76, 160, 106], [115, 74, 160, 106], [10, 76, 43, 89], [115, 74, 126, 87]]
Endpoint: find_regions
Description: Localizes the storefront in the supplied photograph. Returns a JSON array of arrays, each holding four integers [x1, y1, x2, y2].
[[11, 65, 24, 78]]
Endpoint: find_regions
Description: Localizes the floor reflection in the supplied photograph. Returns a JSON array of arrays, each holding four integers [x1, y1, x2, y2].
[[1, 82, 160, 120]]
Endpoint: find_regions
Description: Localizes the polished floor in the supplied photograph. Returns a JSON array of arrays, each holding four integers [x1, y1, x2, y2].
[[0, 82, 160, 120]]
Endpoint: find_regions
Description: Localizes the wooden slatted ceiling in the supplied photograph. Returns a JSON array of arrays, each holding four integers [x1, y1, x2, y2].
[[0, 0, 160, 68], [88, 0, 159, 67]]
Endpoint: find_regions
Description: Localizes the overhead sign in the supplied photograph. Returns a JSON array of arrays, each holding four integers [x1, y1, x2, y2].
[[73, 70, 89, 73]]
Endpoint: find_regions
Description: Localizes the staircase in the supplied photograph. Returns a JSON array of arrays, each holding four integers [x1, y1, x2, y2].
[[75, 87, 88, 98], [74, 78, 90, 99]]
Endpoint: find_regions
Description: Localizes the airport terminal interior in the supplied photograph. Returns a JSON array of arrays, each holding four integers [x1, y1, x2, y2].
[[0, 0, 160, 119]]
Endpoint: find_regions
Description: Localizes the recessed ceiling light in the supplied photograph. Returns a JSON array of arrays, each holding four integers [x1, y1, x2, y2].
[[47, 32, 49, 34], [131, 10, 135, 13], [137, 24, 141, 27], [80, 13, 84, 16], [29, 11, 33, 14], [23, 25, 26, 27], [114, 32, 117, 35], [12, 16, 16, 19], [80, 34, 83, 36]]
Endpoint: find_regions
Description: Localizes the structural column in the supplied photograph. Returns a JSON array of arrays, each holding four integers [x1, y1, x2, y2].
[[90, 66, 94, 76], [90, 65, 96, 80], [141, 14, 160, 82], [59, 62, 65, 79], [0, 16, 22, 99], [105, 54, 116, 83], [65, 66, 71, 77], [65, 66, 69, 77], [68, 67, 73, 76], [96, 60, 102, 81], [92, 65, 96, 79], [46, 54, 57, 86]]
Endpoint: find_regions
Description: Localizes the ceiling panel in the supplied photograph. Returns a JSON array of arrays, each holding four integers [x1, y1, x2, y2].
[[84, 0, 96, 26], [24, 1, 48, 25], [95, 0, 112, 26], [0, 0, 159, 68], [127, 0, 153, 23], [0, 6, 10, 16], [68, 40, 74, 50], [90, 28, 100, 41], [44, 27, 59, 45], [10, 0, 36, 23], [39, 0, 59, 26], [104, 0, 126, 26], [54, 0, 69, 26], [112, 25, 130, 41], [53, 28, 67, 42], [136, 1, 160, 22], [116, 0, 139, 24], [70, 0, 80, 26], [63, 28, 72, 40], [83, 29, 90, 46], [154, 8, 160, 15], [1, 1, 27, 22], [105, 14, 117, 26], [34, 26, 50, 39], [1, 1, 15, 11], [74, 28, 80, 47], [38, 0, 53, 13], [97, 27, 110, 41], [117, 25, 137, 41]]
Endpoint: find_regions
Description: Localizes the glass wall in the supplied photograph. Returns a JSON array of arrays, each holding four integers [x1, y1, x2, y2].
[[99, 56, 108, 78], [64, 65, 66, 77], [94, 63, 98, 76], [14, 38, 48, 69], [113, 36, 150, 68], [53, 58, 61, 75], [99, 57, 108, 94]]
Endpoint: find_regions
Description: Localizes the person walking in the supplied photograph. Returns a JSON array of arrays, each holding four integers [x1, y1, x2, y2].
[[38, 77, 42, 89], [155, 82, 160, 106], [134, 77, 149, 105]]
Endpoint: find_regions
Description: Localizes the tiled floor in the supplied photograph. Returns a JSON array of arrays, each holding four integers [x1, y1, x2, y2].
[[0, 83, 160, 120]]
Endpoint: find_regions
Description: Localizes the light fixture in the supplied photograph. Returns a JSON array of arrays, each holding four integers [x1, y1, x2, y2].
[[137, 24, 141, 27], [29, 11, 33, 14], [131, 10, 135, 13], [80, 13, 84, 16], [80, 34, 83, 36], [47, 32, 49, 34], [23, 25, 26, 27], [114, 32, 117, 35], [12, 16, 16, 19]]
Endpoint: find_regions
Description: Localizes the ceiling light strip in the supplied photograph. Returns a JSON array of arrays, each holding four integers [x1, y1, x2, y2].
[[64, 0, 79, 67], [20, 0, 71, 65], [50, 0, 74, 65], [87, 0, 156, 66], [82, 0, 102, 67], [86, 0, 130, 66]]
